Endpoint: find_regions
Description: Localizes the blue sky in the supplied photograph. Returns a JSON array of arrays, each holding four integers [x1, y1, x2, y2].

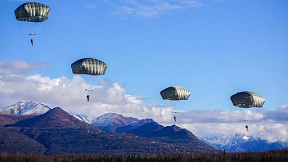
[[0, 0, 288, 140]]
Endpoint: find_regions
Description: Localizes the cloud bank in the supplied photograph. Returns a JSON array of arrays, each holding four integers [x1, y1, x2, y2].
[[177, 107, 288, 142], [0, 61, 287, 142], [0, 61, 174, 123]]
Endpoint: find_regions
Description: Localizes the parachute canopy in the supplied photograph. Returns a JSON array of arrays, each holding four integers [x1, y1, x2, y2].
[[71, 58, 107, 75], [230, 91, 265, 108], [14, 2, 50, 22], [160, 86, 190, 100]]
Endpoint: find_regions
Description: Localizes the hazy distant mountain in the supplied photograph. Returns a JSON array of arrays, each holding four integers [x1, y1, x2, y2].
[[202, 134, 288, 152], [123, 122, 198, 140], [153, 125, 198, 139], [91, 113, 139, 133], [114, 117, 215, 152], [0, 108, 218, 155], [0, 101, 51, 115], [116, 118, 160, 134], [107, 114, 199, 140]]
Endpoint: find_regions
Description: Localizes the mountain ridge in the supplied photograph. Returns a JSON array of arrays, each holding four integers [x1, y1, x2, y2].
[[91, 113, 139, 133], [1, 107, 218, 155], [5, 107, 101, 132], [2, 101, 288, 153], [0, 101, 51, 115]]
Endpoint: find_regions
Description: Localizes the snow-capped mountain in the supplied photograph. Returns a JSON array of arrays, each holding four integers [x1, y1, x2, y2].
[[1, 107, 218, 155], [2, 101, 287, 153], [73, 114, 91, 124], [0, 101, 51, 115], [91, 113, 139, 133], [202, 134, 247, 149], [202, 134, 288, 152]]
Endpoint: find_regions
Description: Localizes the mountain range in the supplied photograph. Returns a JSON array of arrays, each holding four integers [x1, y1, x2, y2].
[[202, 134, 288, 152], [0, 101, 217, 155], [1, 101, 288, 154]]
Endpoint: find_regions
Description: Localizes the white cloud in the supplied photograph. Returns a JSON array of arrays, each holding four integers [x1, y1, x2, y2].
[[98, 78, 112, 86], [0, 61, 49, 74], [0, 60, 287, 143], [0, 61, 175, 122], [176, 106, 288, 142], [102, 0, 202, 18]]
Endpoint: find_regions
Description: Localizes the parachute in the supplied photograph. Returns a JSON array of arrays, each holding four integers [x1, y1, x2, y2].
[[160, 86, 190, 123], [230, 91, 265, 108], [14, 2, 51, 44], [71, 58, 107, 75], [14, 2, 50, 22], [160, 86, 190, 100], [71, 58, 107, 102], [231, 91, 265, 132]]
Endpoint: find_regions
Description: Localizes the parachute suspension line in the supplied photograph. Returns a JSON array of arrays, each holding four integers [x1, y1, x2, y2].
[[34, 22, 42, 35], [21, 22, 43, 39], [22, 25, 31, 37], [85, 89, 93, 95]]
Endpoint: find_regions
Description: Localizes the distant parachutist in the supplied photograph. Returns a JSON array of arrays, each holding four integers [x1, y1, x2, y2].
[[85, 89, 92, 102], [172, 111, 178, 123], [86, 94, 90, 102], [245, 125, 249, 131], [31, 39, 34, 46]]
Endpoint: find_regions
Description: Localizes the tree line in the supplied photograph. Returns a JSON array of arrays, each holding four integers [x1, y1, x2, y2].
[[1, 150, 288, 162]]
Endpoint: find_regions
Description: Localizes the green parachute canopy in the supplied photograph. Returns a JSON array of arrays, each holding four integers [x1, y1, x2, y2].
[[14, 2, 51, 22], [160, 86, 190, 100], [230, 91, 265, 108], [71, 58, 107, 75]]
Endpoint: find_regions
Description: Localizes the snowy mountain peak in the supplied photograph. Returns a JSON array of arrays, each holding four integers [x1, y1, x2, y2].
[[96, 113, 119, 122], [201, 134, 288, 152], [92, 113, 138, 126], [91, 113, 139, 133], [0, 101, 51, 115], [202, 134, 254, 147], [73, 114, 91, 124], [131, 118, 154, 126]]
